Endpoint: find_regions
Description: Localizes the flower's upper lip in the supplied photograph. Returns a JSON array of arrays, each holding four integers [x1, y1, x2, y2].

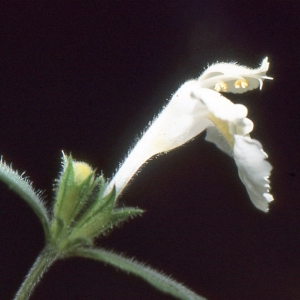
[[199, 75, 272, 92], [198, 57, 273, 93], [199, 57, 270, 79]]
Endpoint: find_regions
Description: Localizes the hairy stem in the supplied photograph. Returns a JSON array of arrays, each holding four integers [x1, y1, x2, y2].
[[14, 245, 59, 300], [71, 247, 206, 300]]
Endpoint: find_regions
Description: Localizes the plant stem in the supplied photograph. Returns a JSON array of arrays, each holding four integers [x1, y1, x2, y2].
[[14, 244, 59, 300], [72, 247, 206, 300]]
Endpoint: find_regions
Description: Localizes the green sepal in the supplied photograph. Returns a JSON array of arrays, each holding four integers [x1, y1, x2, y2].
[[67, 186, 143, 240], [111, 207, 145, 226], [52, 155, 95, 229], [68, 171, 97, 223], [0, 157, 50, 240], [94, 206, 144, 238], [73, 185, 116, 230], [53, 155, 75, 224], [99, 207, 144, 235], [68, 207, 143, 241], [50, 216, 65, 241], [71, 175, 106, 224]]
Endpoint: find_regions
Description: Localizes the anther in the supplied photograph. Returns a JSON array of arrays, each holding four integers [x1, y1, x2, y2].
[[234, 79, 249, 89], [214, 81, 228, 92]]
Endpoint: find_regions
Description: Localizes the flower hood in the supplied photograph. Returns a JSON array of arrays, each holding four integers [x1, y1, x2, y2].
[[199, 57, 272, 93]]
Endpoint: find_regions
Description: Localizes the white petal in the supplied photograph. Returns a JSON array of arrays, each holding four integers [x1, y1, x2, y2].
[[233, 135, 273, 212], [230, 118, 254, 136], [105, 80, 213, 196], [192, 88, 248, 121], [198, 57, 273, 94], [147, 81, 212, 154], [205, 126, 233, 156]]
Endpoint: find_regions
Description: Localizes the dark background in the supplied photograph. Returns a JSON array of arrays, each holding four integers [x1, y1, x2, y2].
[[0, 1, 299, 299]]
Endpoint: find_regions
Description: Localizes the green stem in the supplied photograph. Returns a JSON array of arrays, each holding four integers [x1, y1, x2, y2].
[[71, 247, 206, 300], [14, 245, 59, 300]]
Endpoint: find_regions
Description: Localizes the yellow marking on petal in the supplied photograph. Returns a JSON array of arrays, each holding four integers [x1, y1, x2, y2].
[[214, 81, 228, 92], [207, 113, 234, 148], [234, 79, 249, 89], [73, 162, 93, 184]]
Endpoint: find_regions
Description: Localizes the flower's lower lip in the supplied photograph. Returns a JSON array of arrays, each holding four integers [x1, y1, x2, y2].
[[206, 113, 234, 149]]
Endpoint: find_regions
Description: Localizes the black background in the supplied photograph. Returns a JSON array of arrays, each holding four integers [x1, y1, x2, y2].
[[0, 1, 300, 299]]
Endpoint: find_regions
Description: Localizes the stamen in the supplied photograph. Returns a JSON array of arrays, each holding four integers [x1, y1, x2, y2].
[[234, 79, 249, 89], [214, 81, 228, 92]]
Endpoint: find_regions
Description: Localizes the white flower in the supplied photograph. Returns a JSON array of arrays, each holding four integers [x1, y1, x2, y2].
[[105, 58, 273, 212]]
